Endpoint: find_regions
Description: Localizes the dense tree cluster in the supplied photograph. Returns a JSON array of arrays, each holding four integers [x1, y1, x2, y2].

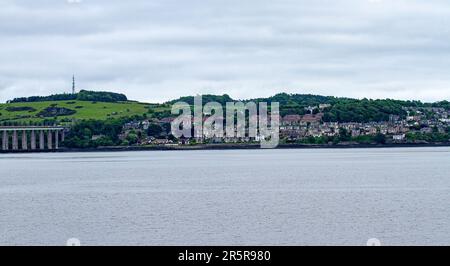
[[166, 93, 449, 123], [167, 94, 234, 106], [76, 90, 128, 102], [406, 132, 450, 143], [36, 107, 76, 117], [322, 99, 407, 123], [8, 90, 127, 103], [62, 119, 125, 148], [5, 106, 36, 112], [296, 132, 387, 145]]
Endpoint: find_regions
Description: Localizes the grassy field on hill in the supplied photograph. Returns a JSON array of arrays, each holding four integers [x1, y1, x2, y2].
[[0, 100, 154, 124], [2, 92, 448, 125]]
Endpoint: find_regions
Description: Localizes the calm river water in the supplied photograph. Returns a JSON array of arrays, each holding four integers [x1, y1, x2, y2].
[[0, 147, 449, 246]]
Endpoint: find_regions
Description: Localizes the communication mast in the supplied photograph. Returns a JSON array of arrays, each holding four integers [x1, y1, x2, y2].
[[72, 75, 76, 94]]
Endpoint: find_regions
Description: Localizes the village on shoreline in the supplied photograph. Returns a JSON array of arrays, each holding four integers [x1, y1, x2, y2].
[[116, 104, 450, 148], [1, 91, 449, 152]]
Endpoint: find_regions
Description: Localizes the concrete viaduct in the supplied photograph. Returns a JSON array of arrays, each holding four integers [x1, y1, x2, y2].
[[0, 126, 67, 152]]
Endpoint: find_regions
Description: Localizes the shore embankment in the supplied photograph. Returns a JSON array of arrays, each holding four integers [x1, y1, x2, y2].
[[1, 142, 450, 153]]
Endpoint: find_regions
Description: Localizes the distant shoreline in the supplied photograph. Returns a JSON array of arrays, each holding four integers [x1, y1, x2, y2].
[[1, 143, 450, 154]]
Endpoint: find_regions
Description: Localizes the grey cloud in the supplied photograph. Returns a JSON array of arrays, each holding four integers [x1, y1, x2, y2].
[[1, 0, 450, 103]]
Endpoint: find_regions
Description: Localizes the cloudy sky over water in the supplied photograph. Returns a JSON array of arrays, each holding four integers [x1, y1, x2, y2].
[[1, 0, 450, 103]]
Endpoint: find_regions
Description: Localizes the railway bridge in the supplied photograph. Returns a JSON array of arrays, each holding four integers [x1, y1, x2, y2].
[[0, 126, 67, 151]]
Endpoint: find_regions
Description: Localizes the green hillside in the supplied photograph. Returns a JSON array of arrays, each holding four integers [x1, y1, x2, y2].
[[1, 91, 449, 125], [0, 100, 152, 124], [166, 93, 450, 122]]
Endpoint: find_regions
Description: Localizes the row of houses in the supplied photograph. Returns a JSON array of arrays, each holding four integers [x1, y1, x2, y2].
[[120, 107, 450, 145], [280, 111, 449, 141]]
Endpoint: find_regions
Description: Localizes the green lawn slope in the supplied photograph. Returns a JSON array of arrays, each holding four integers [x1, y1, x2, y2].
[[0, 100, 152, 124]]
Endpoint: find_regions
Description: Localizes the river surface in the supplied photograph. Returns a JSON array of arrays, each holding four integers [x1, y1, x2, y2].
[[0, 147, 449, 246]]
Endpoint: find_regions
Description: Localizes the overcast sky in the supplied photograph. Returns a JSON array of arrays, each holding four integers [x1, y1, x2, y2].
[[1, 0, 450, 103]]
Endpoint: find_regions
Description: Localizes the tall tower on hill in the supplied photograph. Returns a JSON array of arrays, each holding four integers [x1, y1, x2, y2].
[[72, 75, 76, 94]]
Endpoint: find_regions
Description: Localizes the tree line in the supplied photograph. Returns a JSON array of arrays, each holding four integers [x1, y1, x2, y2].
[[163, 93, 450, 123], [8, 90, 128, 103]]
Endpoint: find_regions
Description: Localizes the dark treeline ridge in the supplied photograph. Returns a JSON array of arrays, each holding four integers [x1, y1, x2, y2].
[[8, 90, 128, 103], [168, 93, 450, 123], [167, 94, 235, 106]]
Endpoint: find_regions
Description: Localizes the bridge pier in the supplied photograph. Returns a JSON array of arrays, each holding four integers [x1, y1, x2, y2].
[[22, 130, 28, 150], [55, 130, 59, 149], [47, 130, 52, 150], [39, 130, 45, 150], [31, 130, 36, 150], [2, 131, 8, 150], [12, 131, 18, 150]]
